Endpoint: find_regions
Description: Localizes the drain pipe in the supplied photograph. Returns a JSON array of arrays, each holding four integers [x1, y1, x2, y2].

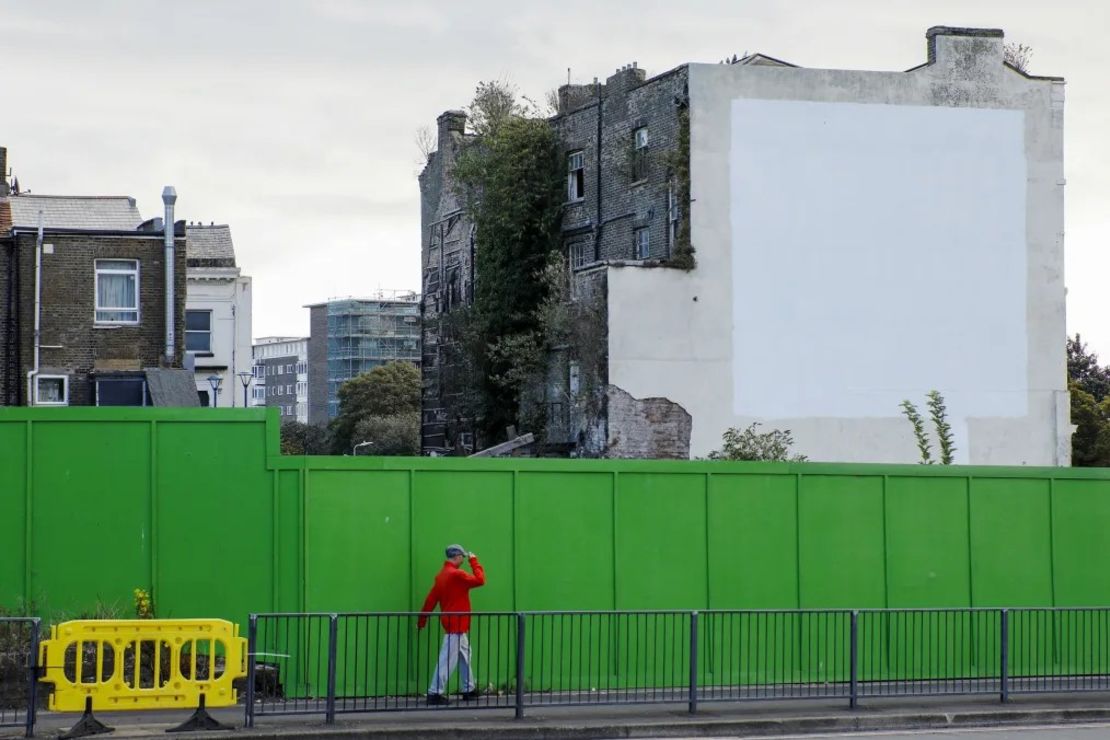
[[25, 210, 43, 405], [162, 186, 177, 364]]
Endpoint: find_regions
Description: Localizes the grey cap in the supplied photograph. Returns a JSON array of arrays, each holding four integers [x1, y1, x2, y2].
[[445, 544, 466, 558]]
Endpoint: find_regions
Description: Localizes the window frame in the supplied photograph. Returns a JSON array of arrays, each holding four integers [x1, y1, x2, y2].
[[94, 259, 140, 325], [667, 181, 680, 255], [185, 309, 213, 353], [34, 374, 69, 406], [632, 127, 649, 182], [633, 227, 650, 260], [567, 150, 585, 202]]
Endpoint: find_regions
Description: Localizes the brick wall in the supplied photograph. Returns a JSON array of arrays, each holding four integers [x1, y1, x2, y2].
[[6, 230, 185, 405], [554, 65, 688, 265]]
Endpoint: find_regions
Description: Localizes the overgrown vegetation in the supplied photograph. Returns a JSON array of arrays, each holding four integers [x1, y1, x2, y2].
[[451, 81, 565, 444], [900, 390, 955, 464], [329, 361, 421, 455], [1004, 42, 1033, 73], [662, 107, 696, 270], [899, 399, 933, 464], [708, 423, 807, 462]]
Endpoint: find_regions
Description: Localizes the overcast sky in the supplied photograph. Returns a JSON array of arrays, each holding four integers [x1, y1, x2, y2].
[[3, 1, 1107, 358]]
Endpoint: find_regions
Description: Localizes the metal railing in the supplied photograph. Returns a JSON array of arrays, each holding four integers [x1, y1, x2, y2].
[[0, 617, 40, 738], [244, 607, 1110, 725]]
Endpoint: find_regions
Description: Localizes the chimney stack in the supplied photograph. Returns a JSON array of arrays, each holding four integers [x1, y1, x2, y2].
[[437, 110, 467, 149], [0, 147, 8, 197]]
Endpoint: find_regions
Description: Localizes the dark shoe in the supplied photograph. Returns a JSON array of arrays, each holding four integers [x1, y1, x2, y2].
[[426, 693, 450, 706], [461, 690, 480, 701]]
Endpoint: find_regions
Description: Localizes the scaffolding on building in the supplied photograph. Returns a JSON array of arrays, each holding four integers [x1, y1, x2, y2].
[[325, 294, 421, 418]]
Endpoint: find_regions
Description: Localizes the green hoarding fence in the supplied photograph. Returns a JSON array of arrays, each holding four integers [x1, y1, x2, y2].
[[3, 406, 1110, 632]]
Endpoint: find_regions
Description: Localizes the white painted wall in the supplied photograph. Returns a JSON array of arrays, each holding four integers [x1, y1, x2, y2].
[[187, 268, 252, 407], [606, 30, 1068, 464]]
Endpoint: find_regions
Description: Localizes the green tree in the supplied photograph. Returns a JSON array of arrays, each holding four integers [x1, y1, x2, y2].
[[351, 412, 421, 457], [1066, 336, 1110, 467], [453, 80, 564, 442], [329, 361, 421, 454], [1068, 334, 1110, 401], [708, 423, 807, 462], [280, 421, 330, 455]]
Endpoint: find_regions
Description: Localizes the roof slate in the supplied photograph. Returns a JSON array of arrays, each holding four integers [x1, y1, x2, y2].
[[6, 194, 143, 230], [186, 224, 236, 264]]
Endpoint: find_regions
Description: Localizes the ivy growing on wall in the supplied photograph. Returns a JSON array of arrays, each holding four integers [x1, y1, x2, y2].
[[662, 107, 696, 270], [452, 81, 566, 443]]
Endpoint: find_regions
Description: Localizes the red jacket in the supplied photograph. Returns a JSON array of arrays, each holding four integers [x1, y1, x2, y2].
[[418, 555, 486, 633]]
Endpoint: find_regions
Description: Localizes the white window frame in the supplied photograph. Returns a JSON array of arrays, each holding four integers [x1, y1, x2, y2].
[[634, 227, 650, 259], [185, 309, 212, 353], [567, 151, 585, 202], [34, 374, 69, 406], [94, 259, 140, 325]]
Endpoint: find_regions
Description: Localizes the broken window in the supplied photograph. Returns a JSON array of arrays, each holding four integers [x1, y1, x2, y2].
[[667, 180, 680, 255], [632, 127, 649, 181], [567, 151, 585, 201], [634, 227, 650, 260]]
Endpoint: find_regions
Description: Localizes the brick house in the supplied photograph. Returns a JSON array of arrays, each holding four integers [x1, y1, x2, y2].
[[0, 146, 196, 406]]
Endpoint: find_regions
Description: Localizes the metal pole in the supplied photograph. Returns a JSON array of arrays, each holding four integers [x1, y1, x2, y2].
[[849, 611, 859, 710], [325, 615, 338, 724], [245, 615, 257, 728], [1000, 609, 1009, 704], [688, 611, 698, 715], [515, 613, 526, 720], [162, 187, 177, 363], [25, 619, 39, 738]]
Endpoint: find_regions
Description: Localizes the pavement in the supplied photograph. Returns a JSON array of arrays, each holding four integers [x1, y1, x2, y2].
[[7, 693, 1110, 739]]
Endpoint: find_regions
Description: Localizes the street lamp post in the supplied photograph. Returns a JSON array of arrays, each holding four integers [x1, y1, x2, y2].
[[237, 371, 253, 408], [206, 374, 223, 408], [352, 441, 372, 456]]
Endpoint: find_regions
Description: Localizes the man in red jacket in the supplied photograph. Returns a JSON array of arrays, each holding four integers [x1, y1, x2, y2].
[[418, 544, 485, 705]]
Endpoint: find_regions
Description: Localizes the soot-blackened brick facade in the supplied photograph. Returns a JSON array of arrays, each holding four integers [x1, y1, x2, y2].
[[419, 64, 693, 456], [1, 228, 186, 405], [554, 64, 688, 268]]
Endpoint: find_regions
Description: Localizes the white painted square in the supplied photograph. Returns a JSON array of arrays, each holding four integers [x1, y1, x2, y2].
[[730, 99, 1027, 429]]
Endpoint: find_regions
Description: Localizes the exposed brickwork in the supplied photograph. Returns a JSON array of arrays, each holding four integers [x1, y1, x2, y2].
[[554, 65, 689, 266], [604, 384, 691, 459], [1, 229, 186, 405]]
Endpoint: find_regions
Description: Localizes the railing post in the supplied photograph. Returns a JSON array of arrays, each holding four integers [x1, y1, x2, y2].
[[325, 614, 338, 724], [849, 611, 858, 710], [688, 611, 699, 715], [25, 619, 40, 739], [245, 615, 257, 729], [515, 613, 526, 720], [1000, 609, 1009, 704]]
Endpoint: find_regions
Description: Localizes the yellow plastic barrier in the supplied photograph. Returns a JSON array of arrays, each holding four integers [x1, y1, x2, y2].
[[39, 619, 246, 712]]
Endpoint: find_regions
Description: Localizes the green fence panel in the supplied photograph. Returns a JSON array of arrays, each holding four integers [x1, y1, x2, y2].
[[32, 419, 152, 618], [0, 421, 27, 607], [1051, 480, 1110, 607], [798, 475, 886, 609], [707, 474, 798, 609]]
